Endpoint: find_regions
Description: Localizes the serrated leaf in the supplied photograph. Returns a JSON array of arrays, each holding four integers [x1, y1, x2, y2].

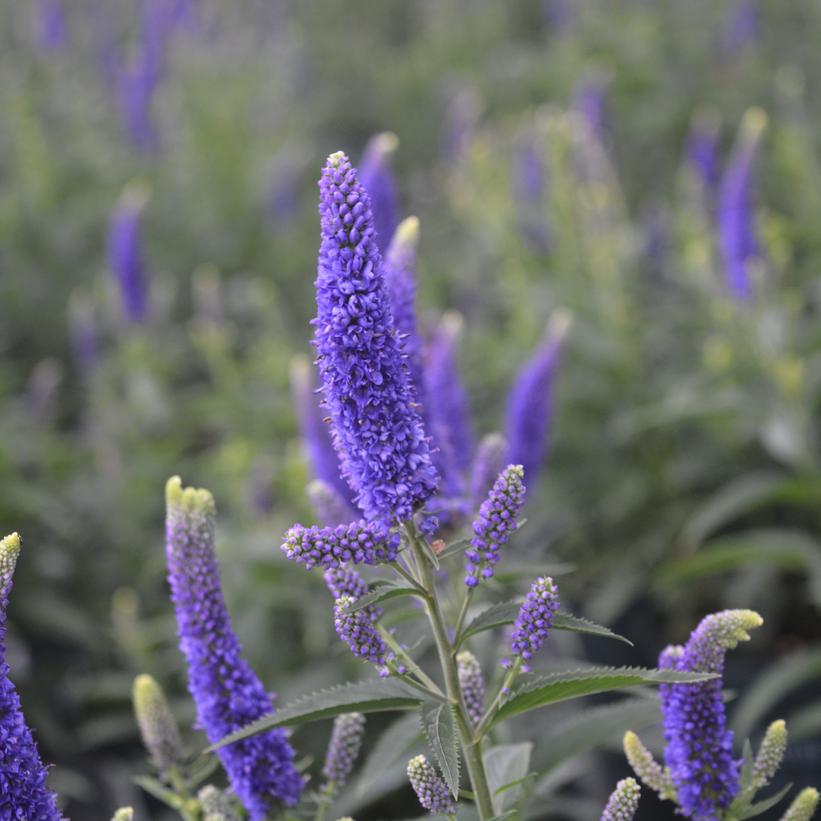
[[356, 712, 422, 797], [343, 582, 422, 613], [552, 612, 633, 646], [459, 603, 631, 647], [491, 667, 717, 726], [209, 680, 423, 750], [420, 701, 460, 799], [484, 742, 533, 813], [740, 783, 794, 819]]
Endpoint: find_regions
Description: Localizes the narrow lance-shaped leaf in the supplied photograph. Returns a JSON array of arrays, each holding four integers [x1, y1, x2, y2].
[[491, 667, 717, 727], [420, 701, 460, 799], [210, 680, 425, 750]]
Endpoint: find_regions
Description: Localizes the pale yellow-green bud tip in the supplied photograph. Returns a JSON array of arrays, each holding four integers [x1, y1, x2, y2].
[[742, 106, 768, 138], [370, 131, 399, 156], [111, 809, 134, 821], [133, 674, 183, 772], [165, 476, 215, 514], [623, 732, 676, 800], [0, 533, 21, 596], [753, 719, 787, 788], [782, 788, 820, 821]]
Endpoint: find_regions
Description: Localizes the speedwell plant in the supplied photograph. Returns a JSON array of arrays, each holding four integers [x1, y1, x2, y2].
[[0, 152, 817, 821]]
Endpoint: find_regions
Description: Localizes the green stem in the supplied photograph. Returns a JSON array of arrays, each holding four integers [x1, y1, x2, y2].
[[407, 528, 495, 821], [378, 625, 445, 697], [475, 659, 522, 739], [314, 782, 335, 821], [453, 587, 475, 646]]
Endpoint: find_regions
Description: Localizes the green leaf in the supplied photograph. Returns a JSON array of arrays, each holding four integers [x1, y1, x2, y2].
[[420, 701, 460, 799], [355, 712, 422, 797], [740, 783, 794, 819], [537, 697, 664, 775], [343, 582, 422, 613], [209, 680, 423, 750], [436, 537, 471, 560], [492, 667, 717, 726], [484, 742, 533, 814], [657, 529, 818, 588], [133, 775, 183, 811], [459, 601, 519, 645], [458, 602, 631, 647], [731, 649, 821, 741], [683, 472, 787, 546], [552, 612, 633, 646]]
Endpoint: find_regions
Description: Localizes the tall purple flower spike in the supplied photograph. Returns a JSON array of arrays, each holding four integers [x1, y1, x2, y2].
[[573, 70, 609, 144], [117, 49, 161, 152], [384, 216, 426, 402], [359, 133, 400, 255], [108, 184, 150, 323], [717, 108, 767, 301], [0, 534, 64, 820], [508, 576, 560, 672], [38, 0, 67, 51], [314, 151, 437, 523], [686, 110, 721, 194], [165, 478, 303, 817], [723, 0, 759, 54], [505, 310, 571, 488], [659, 609, 763, 819], [290, 357, 356, 511]]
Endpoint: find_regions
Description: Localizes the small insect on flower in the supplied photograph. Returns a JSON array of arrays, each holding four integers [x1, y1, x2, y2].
[[407, 754, 457, 815], [465, 464, 526, 587]]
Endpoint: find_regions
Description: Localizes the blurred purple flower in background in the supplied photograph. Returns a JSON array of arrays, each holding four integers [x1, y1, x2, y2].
[[505, 310, 571, 488], [359, 133, 400, 255], [541, 0, 576, 36], [38, 0, 67, 51], [68, 294, 99, 374], [686, 111, 721, 194], [723, 0, 759, 54], [117, 50, 161, 152], [717, 108, 767, 301], [440, 81, 481, 165], [513, 133, 549, 251], [573, 70, 609, 144], [108, 184, 150, 323]]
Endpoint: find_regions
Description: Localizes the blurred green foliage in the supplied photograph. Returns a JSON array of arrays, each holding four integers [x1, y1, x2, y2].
[[1, 0, 821, 817]]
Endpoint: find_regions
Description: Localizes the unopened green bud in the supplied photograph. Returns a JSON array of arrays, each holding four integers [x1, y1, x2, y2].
[[623, 732, 676, 801], [753, 720, 787, 788], [781, 788, 820, 821], [0, 533, 21, 599], [111, 809, 134, 821], [132, 674, 183, 772], [198, 785, 240, 821], [601, 777, 640, 821]]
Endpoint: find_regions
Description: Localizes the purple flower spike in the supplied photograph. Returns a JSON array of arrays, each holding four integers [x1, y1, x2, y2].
[[359, 133, 400, 255], [0, 534, 64, 821], [38, 0, 68, 51], [513, 134, 550, 251], [321, 713, 366, 790], [573, 70, 609, 143], [334, 595, 387, 672], [470, 433, 507, 509], [282, 521, 399, 570], [290, 357, 356, 510], [505, 310, 571, 487], [601, 777, 640, 821], [465, 465, 526, 587], [407, 754, 456, 815], [314, 151, 437, 523], [108, 185, 150, 323], [660, 610, 763, 819], [165, 478, 303, 816], [686, 110, 721, 193], [384, 216, 426, 401], [457, 650, 485, 725], [509, 576, 560, 672], [718, 109, 767, 301]]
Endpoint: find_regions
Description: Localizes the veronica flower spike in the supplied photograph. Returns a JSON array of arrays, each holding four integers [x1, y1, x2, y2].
[[165, 478, 303, 817], [717, 107, 768, 301], [0, 533, 64, 820], [108, 182, 151, 324], [659, 609, 763, 819], [358, 132, 400, 254], [314, 151, 437, 523], [505, 309, 572, 488], [601, 777, 640, 821]]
